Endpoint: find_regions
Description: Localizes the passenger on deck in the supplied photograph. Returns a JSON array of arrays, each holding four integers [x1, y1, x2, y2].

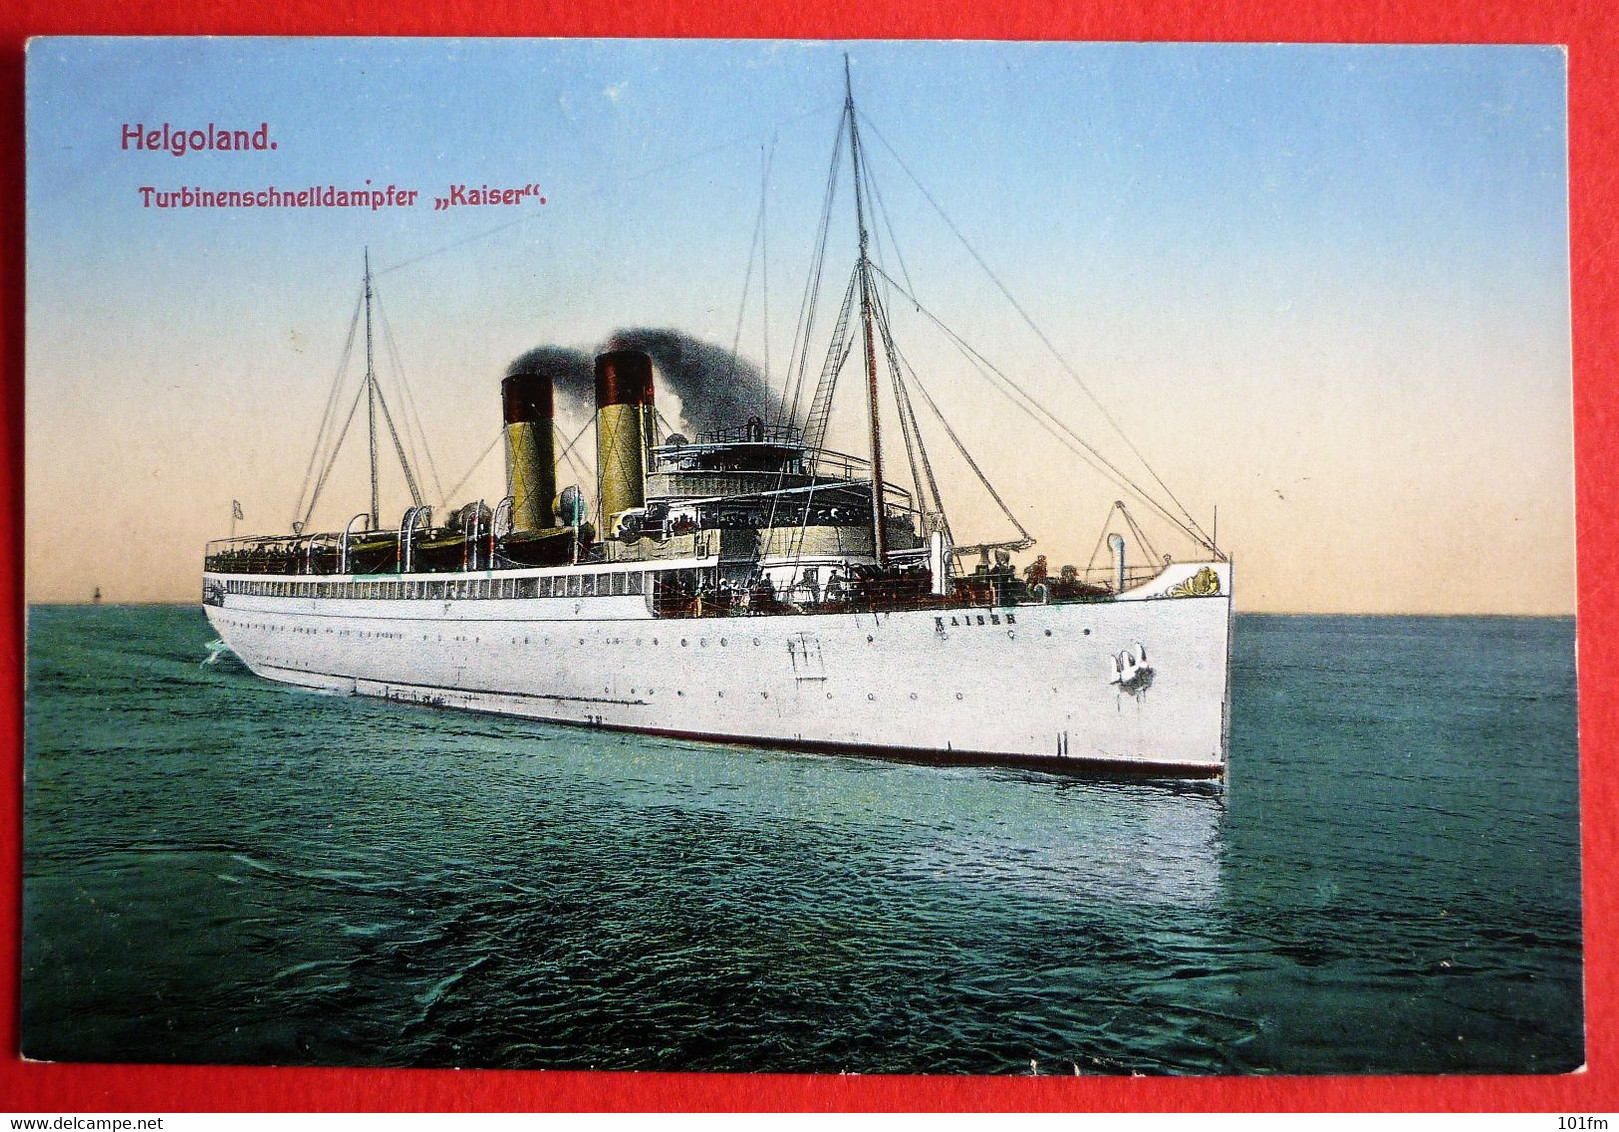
[[825, 570, 846, 603]]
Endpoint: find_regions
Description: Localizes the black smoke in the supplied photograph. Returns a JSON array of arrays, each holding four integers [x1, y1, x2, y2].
[[605, 328, 777, 436], [505, 331, 779, 436], [504, 346, 594, 407]]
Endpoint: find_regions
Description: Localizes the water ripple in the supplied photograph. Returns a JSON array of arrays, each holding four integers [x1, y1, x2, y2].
[[21, 606, 1583, 1074]]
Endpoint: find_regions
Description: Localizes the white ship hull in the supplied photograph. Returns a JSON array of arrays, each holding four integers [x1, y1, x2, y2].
[[203, 560, 1233, 778]]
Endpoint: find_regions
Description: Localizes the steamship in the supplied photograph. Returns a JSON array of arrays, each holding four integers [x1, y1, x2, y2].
[[202, 67, 1234, 778]]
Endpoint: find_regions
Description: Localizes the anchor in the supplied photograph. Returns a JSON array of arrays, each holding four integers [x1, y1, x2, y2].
[[1108, 642, 1154, 692]]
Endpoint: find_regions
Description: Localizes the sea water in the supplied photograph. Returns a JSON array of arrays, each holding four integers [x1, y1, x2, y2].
[[22, 606, 1582, 1074]]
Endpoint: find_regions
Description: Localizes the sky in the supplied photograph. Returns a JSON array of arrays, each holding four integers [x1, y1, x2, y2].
[[24, 39, 1573, 613]]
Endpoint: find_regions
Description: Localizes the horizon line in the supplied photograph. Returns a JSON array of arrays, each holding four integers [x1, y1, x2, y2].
[[20, 600, 1580, 619]]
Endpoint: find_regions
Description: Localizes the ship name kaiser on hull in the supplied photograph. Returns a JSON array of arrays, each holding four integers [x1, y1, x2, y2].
[[201, 61, 1234, 781]]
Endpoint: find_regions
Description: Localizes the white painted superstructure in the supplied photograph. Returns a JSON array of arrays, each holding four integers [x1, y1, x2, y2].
[[202, 67, 1237, 780], [203, 558, 1232, 776]]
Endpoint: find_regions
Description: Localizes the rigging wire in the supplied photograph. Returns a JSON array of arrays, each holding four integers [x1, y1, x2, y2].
[[441, 433, 500, 508], [1121, 504, 1163, 568], [1082, 503, 1159, 579], [558, 423, 596, 514], [1083, 511, 1114, 578], [798, 268, 860, 456], [437, 418, 595, 515], [297, 296, 362, 521], [868, 261, 1215, 553], [301, 379, 369, 533], [293, 278, 435, 531], [654, 407, 680, 441], [886, 360, 929, 527], [778, 279, 863, 569], [892, 366, 952, 542], [288, 94, 1214, 576], [868, 285, 942, 536], [372, 381, 425, 507], [371, 297, 427, 487], [887, 325, 1032, 547], [763, 278, 854, 549], [858, 141, 915, 312], [726, 141, 775, 391], [777, 107, 847, 431], [859, 155, 952, 547], [864, 145, 918, 303], [761, 136, 772, 390], [291, 292, 364, 529], [373, 290, 447, 506], [556, 416, 594, 468], [859, 111, 1213, 547]]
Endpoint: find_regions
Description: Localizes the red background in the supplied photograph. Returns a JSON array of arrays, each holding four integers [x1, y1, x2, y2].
[[0, 0, 1612, 1113]]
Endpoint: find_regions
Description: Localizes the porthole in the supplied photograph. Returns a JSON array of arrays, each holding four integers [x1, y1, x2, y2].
[[866, 635, 874, 643], [866, 693, 875, 701], [681, 639, 689, 647], [909, 693, 918, 700], [956, 692, 964, 700], [1044, 629, 1052, 637]]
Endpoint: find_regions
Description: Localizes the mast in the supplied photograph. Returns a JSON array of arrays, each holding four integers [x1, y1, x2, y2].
[[363, 247, 379, 530], [845, 56, 886, 564]]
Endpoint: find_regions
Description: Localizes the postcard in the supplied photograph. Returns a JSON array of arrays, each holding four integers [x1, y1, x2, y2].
[[21, 37, 1580, 1077]]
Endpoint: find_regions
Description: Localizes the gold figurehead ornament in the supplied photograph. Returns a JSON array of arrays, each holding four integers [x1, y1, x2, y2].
[[1165, 566, 1221, 598]]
